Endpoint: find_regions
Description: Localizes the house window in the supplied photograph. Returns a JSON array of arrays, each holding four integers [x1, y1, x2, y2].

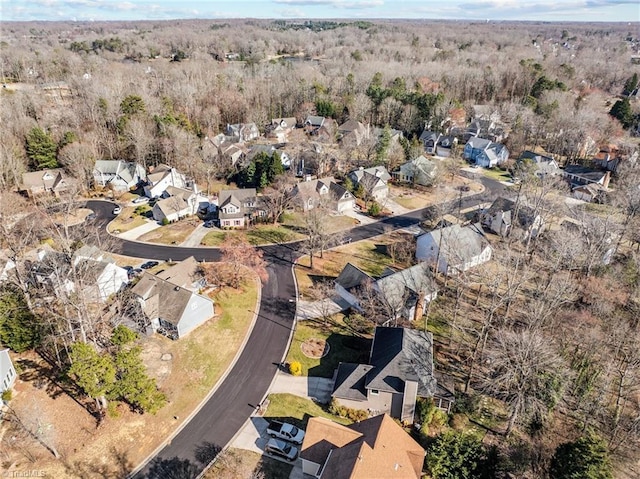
[[234, 220, 240, 226], [370, 389, 379, 395]]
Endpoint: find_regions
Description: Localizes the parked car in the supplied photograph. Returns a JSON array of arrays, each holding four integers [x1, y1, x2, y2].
[[113, 206, 122, 214], [264, 438, 298, 462], [267, 421, 305, 444], [132, 196, 149, 204], [203, 220, 216, 228], [86, 213, 96, 221], [140, 261, 159, 270]]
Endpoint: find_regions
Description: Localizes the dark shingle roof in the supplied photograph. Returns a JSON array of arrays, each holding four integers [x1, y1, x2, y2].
[[332, 363, 373, 401], [334, 263, 372, 291]]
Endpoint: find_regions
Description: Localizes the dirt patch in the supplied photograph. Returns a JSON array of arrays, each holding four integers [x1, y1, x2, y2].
[[52, 208, 93, 227], [300, 338, 329, 359]]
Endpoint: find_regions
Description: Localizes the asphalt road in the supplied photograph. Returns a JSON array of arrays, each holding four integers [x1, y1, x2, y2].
[[85, 175, 506, 479]]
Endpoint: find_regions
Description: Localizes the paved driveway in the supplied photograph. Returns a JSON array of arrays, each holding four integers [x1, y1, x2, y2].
[[295, 297, 350, 322]]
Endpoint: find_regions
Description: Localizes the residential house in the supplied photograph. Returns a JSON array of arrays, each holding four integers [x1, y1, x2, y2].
[[435, 135, 458, 157], [419, 130, 442, 155], [267, 117, 297, 143], [347, 166, 391, 202], [131, 272, 214, 339], [152, 186, 202, 223], [218, 188, 263, 228], [517, 150, 559, 178], [1, 349, 17, 394], [335, 263, 438, 323], [332, 326, 454, 422], [373, 126, 403, 144], [572, 183, 608, 203], [155, 256, 206, 292], [563, 165, 611, 190], [337, 119, 370, 146], [225, 123, 260, 143], [463, 137, 509, 168], [247, 144, 291, 169], [20, 169, 73, 198], [393, 156, 438, 186], [292, 177, 355, 213], [144, 164, 187, 198], [300, 414, 425, 479], [93, 160, 145, 192], [481, 197, 544, 239], [304, 116, 325, 134], [28, 248, 128, 303], [416, 223, 492, 275], [591, 146, 636, 174]]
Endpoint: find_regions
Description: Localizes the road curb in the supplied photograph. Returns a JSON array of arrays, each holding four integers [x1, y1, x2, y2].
[[129, 274, 263, 478]]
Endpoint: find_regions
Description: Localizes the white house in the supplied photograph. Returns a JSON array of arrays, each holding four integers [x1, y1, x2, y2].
[[152, 186, 201, 223], [1, 349, 17, 394], [131, 272, 215, 339], [347, 166, 391, 202], [416, 223, 492, 275], [144, 164, 187, 198], [93, 160, 146, 192], [393, 156, 438, 186]]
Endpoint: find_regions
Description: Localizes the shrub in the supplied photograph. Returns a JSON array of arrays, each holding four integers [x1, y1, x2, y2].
[[416, 397, 436, 426], [344, 312, 374, 335], [449, 413, 469, 431], [1, 389, 13, 402], [288, 360, 302, 376], [161, 217, 169, 226], [453, 392, 480, 415], [368, 201, 381, 216]]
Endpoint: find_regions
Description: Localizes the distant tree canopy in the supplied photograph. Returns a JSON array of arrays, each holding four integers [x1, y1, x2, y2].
[[623, 73, 638, 96], [236, 151, 284, 189], [120, 95, 146, 117], [550, 433, 613, 479], [25, 127, 59, 170]]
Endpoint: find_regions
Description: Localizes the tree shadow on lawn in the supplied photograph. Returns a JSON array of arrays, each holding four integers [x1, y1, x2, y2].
[[307, 332, 371, 379], [143, 442, 222, 479], [64, 446, 133, 479]]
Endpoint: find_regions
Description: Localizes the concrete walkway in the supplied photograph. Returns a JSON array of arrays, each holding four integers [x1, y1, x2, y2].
[[179, 224, 212, 247], [116, 220, 162, 240]]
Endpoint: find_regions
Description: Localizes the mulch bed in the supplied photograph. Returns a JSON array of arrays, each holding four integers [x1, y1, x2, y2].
[[300, 338, 330, 359]]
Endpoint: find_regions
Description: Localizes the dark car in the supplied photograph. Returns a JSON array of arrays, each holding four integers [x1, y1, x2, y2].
[[203, 220, 216, 228], [140, 261, 159, 270], [86, 213, 97, 221], [264, 438, 298, 462]]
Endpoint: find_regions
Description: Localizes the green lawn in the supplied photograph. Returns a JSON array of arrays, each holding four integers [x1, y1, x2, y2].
[[200, 225, 304, 247], [200, 230, 227, 246], [108, 206, 149, 233], [265, 393, 352, 428], [286, 316, 371, 378], [481, 167, 511, 182]]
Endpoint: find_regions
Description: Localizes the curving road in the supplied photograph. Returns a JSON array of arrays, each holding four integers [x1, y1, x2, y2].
[[88, 176, 505, 479]]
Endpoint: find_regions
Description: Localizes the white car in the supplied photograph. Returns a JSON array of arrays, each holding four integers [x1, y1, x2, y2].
[[132, 197, 149, 204], [113, 206, 122, 215]]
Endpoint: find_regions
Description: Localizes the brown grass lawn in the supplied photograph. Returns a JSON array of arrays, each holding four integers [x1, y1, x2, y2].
[[390, 174, 483, 210], [108, 206, 149, 233], [10, 274, 259, 478], [200, 225, 306, 247], [203, 447, 292, 479], [137, 219, 199, 245], [295, 237, 396, 297]]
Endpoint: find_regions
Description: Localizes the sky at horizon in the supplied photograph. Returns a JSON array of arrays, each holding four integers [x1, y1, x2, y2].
[[1, 0, 639, 23]]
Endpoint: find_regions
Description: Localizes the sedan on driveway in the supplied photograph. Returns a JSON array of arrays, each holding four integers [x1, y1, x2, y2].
[[132, 196, 149, 204], [140, 261, 159, 270], [264, 438, 298, 462]]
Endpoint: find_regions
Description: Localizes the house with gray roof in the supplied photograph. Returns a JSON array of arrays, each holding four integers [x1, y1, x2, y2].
[[563, 165, 611, 189], [131, 272, 214, 339], [347, 166, 391, 202], [144, 164, 187, 198], [393, 155, 438, 187], [20, 169, 73, 198], [304, 115, 325, 133], [93, 160, 145, 192], [218, 188, 263, 228], [155, 256, 206, 292], [1, 349, 17, 394], [419, 130, 442, 155], [332, 327, 454, 422], [416, 223, 492, 275], [335, 262, 437, 323], [480, 197, 544, 239], [338, 119, 370, 146], [517, 150, 560, 178], [267, 117, 297, 143], [463, 137, 509, 168], [292, 177, 355, 213], [225, 123, 260, 143]]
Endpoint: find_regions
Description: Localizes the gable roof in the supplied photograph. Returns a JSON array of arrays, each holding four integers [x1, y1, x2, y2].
[[424, 223, 489, 265], [21, 168, 68, 190], [154, 195, 189, 217], [155, 256, 202, 290], [519, 150, 555, 164], [0, 349, 15, 388], [563, 164, 608, 184], [301, 414, 424, 479], [271, 117, 297, 129], [147, 164, 175, 184], [93, 160, 143, 184], [305, 116, 325, 128], [164, 185, 196, 201], [485, 197, 538, 229], [374, 264, 437, 312], [131, 273, 194, 327], [466, 137, 492, 150], [366, 327, 437, 397], [335, 263, 372, 291]]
